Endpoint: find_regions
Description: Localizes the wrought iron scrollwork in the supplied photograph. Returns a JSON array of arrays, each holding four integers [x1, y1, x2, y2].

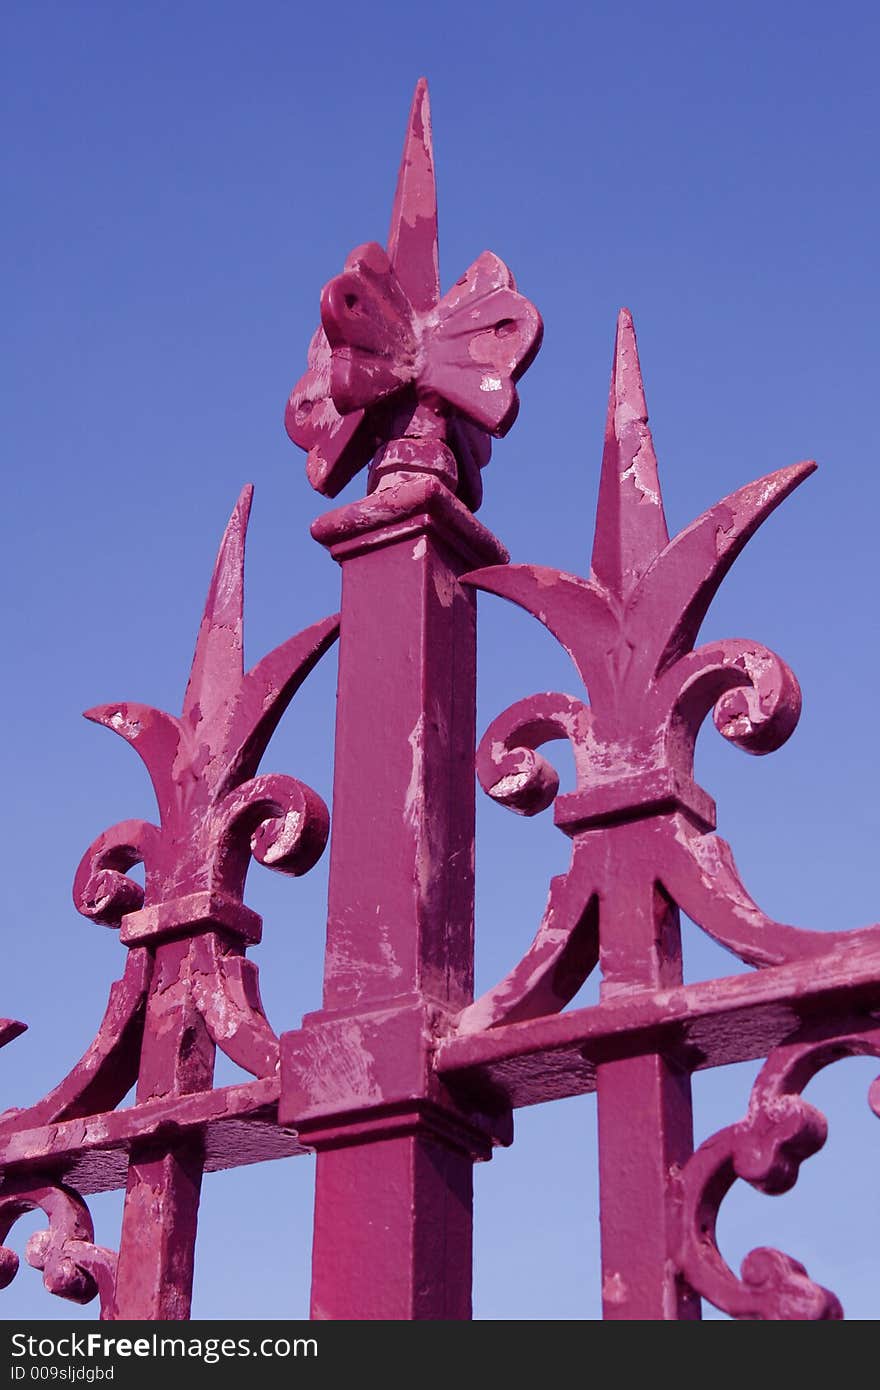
[[673, 1016, 880, 1319], [0, 1181, 117, 1317], [0, 484, 340, 1317]]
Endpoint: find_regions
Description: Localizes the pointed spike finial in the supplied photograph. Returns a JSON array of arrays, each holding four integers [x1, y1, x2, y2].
[[386, 77, 440, 313], [591, 309, 669, 602], [183, 484, 254, 723]]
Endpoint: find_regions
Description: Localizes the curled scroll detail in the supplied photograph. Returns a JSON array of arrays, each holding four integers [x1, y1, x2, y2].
[[674, 1018, 880, 1319]]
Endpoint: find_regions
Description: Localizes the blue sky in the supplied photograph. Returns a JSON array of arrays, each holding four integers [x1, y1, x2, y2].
[[3, 0, 880, 1320]]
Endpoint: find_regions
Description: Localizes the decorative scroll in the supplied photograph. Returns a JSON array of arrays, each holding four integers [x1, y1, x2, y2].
[[458, 309, 880, 1032], [285, 79, 542, 510], [674, 1016, 880, 1319], [459, 696, 599, 1032], [0, 1181, 116, 1317]]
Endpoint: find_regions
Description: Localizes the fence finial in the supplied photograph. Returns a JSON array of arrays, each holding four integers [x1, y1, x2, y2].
[[387, 77, 439, 314], [591, 309, 669, 600], [285, 79, 542, 510]]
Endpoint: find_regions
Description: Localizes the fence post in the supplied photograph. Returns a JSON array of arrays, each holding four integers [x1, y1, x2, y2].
[[280, 79, 540, 1319]]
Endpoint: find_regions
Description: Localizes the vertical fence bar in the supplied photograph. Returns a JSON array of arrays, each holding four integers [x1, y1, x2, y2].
[[595, 846, 700, 1319], [111, 937, 214, 1320]]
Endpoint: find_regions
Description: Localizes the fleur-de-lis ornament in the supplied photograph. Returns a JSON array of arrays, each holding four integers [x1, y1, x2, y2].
[[73, 485, 338, 944], [285, 79, 543, 510], [456, 309, 872, 1033]]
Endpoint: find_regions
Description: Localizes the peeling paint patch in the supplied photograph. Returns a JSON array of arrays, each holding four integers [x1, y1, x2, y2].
[[490, 771, 530, 800], [110, 710, 142, 738], [620, 447, 660, 506], [404, 714, 426, 832], [603, 1272, 628, 1304]]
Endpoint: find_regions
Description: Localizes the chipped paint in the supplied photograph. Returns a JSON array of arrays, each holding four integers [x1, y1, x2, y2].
[[620, 451, 660, 507], [603, 1272, 628, 1304], [2, 75, 873, 1330], [403, 713, 426, 833]]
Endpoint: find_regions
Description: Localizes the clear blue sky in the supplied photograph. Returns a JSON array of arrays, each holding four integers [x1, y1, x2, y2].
[[3, 0, 880, 1320]]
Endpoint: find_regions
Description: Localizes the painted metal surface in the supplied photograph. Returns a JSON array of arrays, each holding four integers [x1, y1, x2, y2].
[[1, 78, 877, 1321]]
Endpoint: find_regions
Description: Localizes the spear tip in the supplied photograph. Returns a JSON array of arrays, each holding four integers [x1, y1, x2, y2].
[[387, 77, 440, 312], [591, 310, 668, 600]]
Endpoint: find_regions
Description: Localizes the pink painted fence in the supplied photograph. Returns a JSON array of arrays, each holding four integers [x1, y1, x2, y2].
[[1, 81, 876, 1321]]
